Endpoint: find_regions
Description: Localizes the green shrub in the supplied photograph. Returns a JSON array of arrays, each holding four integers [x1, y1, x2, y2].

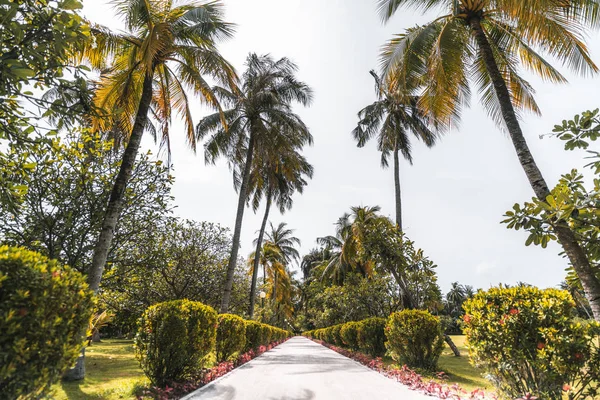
[[386, 310, 444, 370], [216, 314, 246, 362], [331, 324, 343, 346], [0, 246, 94, 399], [135, 300, 217, 386], [357, 317, 386, 357], [244, 320, 264, 351], [340, 321, 360, 350], [463, 286, 600, 400]]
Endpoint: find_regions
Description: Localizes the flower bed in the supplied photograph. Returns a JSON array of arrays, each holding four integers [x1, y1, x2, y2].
[[312, 339, 496, 400], [136, 339, 289, 400]]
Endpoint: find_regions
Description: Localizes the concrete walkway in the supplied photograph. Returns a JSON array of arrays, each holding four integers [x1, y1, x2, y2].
[[182, 336, 430, 400]]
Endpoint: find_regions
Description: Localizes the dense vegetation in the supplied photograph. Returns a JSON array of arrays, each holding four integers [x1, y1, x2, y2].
[[2, 0, 600, 399]]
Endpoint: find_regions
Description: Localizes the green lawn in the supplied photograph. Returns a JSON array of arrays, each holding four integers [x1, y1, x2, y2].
[[437, 335, 493, 392], [48, 340, 146, 400]]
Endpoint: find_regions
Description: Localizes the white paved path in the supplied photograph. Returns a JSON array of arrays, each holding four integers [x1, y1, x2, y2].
[[182, 336, 430, 400]]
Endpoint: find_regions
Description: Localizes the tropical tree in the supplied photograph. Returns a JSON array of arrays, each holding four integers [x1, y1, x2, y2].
[[352, 70, 437, 229], [81, 0, 236, 293], [197, 53, 313, 312], [446, 282, 467, 317], [317, 207, 380, 284], [378, 0, 600, 320], [247, 133, 313, 317]]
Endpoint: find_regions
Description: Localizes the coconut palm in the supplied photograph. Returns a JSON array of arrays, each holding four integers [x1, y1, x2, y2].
[[80, 0, 236, 292], [379, 0, 600, 320], [317, 207, 380, 284], [197, 53, 313, 312], [247, 136, 313, 317], [353, 70, 438, 230], [446, 282, 467, 316]]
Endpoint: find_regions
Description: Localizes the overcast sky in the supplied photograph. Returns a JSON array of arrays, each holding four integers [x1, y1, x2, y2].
[[81, 0, 600, 293]]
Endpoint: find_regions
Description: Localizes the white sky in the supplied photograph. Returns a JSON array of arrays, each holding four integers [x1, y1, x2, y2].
[[81, 0, 600, 292]]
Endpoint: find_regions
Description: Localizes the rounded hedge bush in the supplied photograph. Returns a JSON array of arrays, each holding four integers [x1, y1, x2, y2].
[[386, 310, 444, 370], [216, 314, 246, 362], [135, 300, 217, 386], [0, 246, 94, 399], [463, 286, 598, 399], [357, 317, 386, 357], [340, 321, 360, 350]]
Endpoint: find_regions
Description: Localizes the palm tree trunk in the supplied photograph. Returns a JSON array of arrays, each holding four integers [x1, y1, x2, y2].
[[220, 130, 256, 313], [64, 72, 154, 382], [249, 190, 272, 317], [393, 147, 402, 231], [469, 16, 600, 321], [87, 72, 154, 293]]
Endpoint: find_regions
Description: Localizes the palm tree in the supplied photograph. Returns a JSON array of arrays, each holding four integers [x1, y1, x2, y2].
[[352, 71, 438, 230], [247, 137, 313, 317], [317, 207, 379, 284], [446, 282, 467, 317], [81, 0, 236, 293], [197, 53, 313, 312], [378, 0, 600, 320]]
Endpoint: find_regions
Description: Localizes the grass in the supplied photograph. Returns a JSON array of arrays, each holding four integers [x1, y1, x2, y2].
[[48, 340, 147, 400], [437, 335, 492, 392], [382, 335, 492, 393]]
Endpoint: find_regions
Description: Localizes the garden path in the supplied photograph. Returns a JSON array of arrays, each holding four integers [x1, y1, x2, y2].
[[182, 336, 431, 400]]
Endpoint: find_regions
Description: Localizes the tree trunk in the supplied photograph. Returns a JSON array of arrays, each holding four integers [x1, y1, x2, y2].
[[444, 335, 461, 357], [65, 72, 154, 382], [221, 130, 256, 313], [393, 147, 402, 231], [87, 72, 154, 293], [469, 16, 600, 321], [249, 191, 272, 318]]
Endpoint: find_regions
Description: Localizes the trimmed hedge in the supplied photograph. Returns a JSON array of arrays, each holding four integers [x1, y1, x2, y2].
[[135, 300, 218, 386], [463, 286, 600, 399], [357, 317, 386, 357], [243, 320, 292, 352], [216, 314, 246, 362], [0, 246, 94, 399], [386, 310, 445, 370], [340, 321, 360, 350]]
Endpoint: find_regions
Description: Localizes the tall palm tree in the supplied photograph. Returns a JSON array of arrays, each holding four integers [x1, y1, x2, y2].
[[446, 282, 467, 316], [352, 70, 438, 230], [247, 136, 313, 317], [81, 0, 236, 293], [197, 53, 313, 312], [378, 0, 600, 320]]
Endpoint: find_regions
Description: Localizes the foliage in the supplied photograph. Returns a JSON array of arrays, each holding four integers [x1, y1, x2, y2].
[[216, 314, 247, 362], [0, 0, 93, 208], [356, 317, 387, 357], [340, 321, 360, 350], [100, 219, 251, 335], [0, 246, 94, 399], [503, 109, 600, 287], [0, 131, 173, 276], [134, 300, 218, 386], [386, 310, 445, 370], [463, 286, 600, 399], [88, 310, 114, 344]]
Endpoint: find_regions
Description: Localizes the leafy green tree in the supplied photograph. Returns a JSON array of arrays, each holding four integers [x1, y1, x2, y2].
[[101, 219, 249, 333], [446, 282, 467, 317], [197, 53, 313, 312], [80, 0, 236, 293], [0, 0, 93, 208], [0, 131, 172, 275], [378, 0, 600, 320], [352, 70, 437, 229], [503, 109, 600, 318]]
